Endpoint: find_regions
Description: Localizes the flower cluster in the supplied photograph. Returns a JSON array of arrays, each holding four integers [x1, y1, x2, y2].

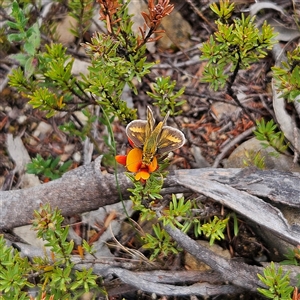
[[116, 147, 158, 181]]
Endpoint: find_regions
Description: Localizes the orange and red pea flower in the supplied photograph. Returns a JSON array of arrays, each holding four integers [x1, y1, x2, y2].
[[115, 147, 158, 181]]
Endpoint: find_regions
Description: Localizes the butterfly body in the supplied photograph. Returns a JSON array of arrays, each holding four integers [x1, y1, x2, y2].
[[126, 107, 185, 166]]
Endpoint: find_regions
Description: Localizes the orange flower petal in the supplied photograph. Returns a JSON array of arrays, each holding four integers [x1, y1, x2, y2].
[[127, 148, 143, 172], [147, 156, 158, 172], [115, 155, 127, 166], [135, 169, 150, 181]]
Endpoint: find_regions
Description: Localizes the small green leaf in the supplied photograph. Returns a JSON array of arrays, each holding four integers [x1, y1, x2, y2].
[[7, 32, 26, 42]]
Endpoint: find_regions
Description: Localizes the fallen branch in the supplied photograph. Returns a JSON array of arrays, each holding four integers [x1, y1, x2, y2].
[[0, 158, 126, 229], [176, 168, 300, 246], [0, 157, 182, 230], [164, 222, 263, 292], [11, 241, 245, 296]]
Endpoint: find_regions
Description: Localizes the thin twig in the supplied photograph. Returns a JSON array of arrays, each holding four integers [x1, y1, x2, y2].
[[184, 0, 216, 32], [212, 126, 255, 168]]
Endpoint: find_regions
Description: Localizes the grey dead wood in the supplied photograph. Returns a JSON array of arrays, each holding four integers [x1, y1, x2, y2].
[[179, 167, 300, 208], [0, 159, 130, 229], [175, 168, 300, 246], [102, 268, 245, 296], [12, 238, 300, 296], [12, 241, 225, 285], [12, 240, 243, 296], [78, 261, 245, 296], [163, 222, 263, 292], [0, 158, 182, 230]]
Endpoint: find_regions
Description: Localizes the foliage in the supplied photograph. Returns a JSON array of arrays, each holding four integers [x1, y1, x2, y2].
[[6, 1, 41, 78], [5, 0, 294, 286], [147, 76, 186, 116], [139, 193, 230, 258], [162, 195, 229, 244], [5, 0, 192, 266], [281, 246, 300, 267], [272, 46, 300, 102], [0, 204, 104, 299], [257, 262, 294, 300], [127, 165, 167, 220], [243, 150, 265, 169], [6, 0, 177, 125], [26, 154, 72, 180], [254, 119, 289, 157], [9, 43, 86, 118], [199, 0, 297, 176], [201, 0, 276, 91], [160, 194, 192, 230], [5, 0, 186, 176], [0, 235, 34, 299], [142, 223, 180, 260], [200, 216, 229, 245], [124, 0, 275, 259], [82, 30, 151, 122], [68, 0, 94, 42]]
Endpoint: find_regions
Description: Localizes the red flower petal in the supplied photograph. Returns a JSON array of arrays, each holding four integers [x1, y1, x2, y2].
[[115, 155, 127, 166], [128, 138, 136, 148]]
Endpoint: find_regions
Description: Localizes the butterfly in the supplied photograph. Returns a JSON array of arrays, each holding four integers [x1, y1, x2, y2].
[[126, 106, 185, 165]]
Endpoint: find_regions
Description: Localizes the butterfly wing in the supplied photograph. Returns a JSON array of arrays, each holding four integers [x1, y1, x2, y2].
[[126, 106, 156, 149], [157, 126, 185, 155], [126, 120, 147, 148], [145, 106, 155, 137]]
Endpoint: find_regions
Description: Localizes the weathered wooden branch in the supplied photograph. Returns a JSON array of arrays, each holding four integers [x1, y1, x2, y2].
[[8, 239, 246, 297], [0, 157, 182, 230], [0, 159, 126, 229], [13, 227, 300, 296], [164, 222, 263, 292], [176, 168, 300, 247]]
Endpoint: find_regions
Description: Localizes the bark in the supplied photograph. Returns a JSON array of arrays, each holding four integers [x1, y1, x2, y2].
[[0, 157, 182, 230], [0, 158, 127, 229], [164, 223, 263, 292], [176, 168, 300, 246]]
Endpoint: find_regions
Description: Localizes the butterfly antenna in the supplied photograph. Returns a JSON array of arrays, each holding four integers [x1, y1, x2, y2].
[[162, 111, 170, 125]]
